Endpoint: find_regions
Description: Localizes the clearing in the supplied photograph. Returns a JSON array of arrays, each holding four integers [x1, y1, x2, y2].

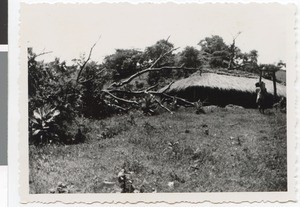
[[29, 107, 287, 193]]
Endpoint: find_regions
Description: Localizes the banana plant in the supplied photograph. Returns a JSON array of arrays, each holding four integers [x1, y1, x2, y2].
[[30, 104, 60, 144]]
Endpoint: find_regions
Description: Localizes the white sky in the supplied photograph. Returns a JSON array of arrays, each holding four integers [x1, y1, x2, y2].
[[22, 3, 295, 65]]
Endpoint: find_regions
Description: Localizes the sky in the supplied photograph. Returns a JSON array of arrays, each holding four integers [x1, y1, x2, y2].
[[21, 3, 295, 66]]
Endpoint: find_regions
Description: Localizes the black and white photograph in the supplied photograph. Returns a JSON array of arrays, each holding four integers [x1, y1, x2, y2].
[[19, 2, 296, 203]]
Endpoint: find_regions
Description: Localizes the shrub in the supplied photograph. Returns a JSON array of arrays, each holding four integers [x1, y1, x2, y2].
[[29, 104, 61, 145], [141, 95, 158, 116]]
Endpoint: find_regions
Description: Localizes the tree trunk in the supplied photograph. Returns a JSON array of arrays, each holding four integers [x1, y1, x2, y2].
[[259, 70, 262, 84], [272, 71, 277, 102], [228, 41, 235, 70]]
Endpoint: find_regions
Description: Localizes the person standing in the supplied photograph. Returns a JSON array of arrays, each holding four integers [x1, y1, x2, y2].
[[255, 81, 267, 113]]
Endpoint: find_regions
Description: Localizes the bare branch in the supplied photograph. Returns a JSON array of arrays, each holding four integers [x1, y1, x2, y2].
[[233, 31, 242, 41], [105, 89, 145, 95], [108, 64, 197, 89], [104, 89, 196, 116], [166, 35, 171, 42], [76, 35, 102, 83], [160, 93, 195, 107], [160, 81, 174, 93], [149, 47, 179, 69], [35, 51, 53, 58], [78, 76, 95, 84], [154, 99, 173, 114], [105, 84, 159, 96], [145, 84, 159, 92], [103, 90, 139, 105], [108, 103, 129, 112]]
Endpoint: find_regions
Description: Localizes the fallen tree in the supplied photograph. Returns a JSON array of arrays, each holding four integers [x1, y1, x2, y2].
[[76, 38, 202, 115]]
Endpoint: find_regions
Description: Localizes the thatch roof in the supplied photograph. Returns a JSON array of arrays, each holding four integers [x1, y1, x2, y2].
[[161, 72, 286, 97]]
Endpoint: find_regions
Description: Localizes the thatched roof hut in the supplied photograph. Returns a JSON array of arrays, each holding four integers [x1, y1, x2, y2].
[[161, 72, 286, 108]]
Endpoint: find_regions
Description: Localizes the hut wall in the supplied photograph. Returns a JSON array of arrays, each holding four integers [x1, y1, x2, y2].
[[169, 86, 274, 108]]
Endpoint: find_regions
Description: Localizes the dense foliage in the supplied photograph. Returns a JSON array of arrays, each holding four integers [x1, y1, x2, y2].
[[28, 49, 80, 144], [104, 49, 144, 81], [198, 35, 230, 68], [28, 48, 112, 145], [178, 46, 202, 77], [144, 39, 176, 85], [28, 36, 284, 145]]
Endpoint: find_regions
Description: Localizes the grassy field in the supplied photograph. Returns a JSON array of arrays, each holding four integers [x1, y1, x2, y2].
[[29, 107, 287, 193]]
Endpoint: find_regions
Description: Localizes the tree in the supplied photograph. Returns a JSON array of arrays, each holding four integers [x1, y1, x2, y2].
[[239, 49, 259, 73], [179, 46, 201, 68], [104, 49, 144, 81], [198, 35, 230, 68], [227, 32, 242, 70], [178, 46, 201, 77], [101, 45, 198, 115], [144, 39, 176, 85], [77, 61, 112, 118], [197, 34, 259, 72], [248, 50, 258, 63], [198, 35, 228, 54], [28, 49, 82, 144], [144, 39, 175, 66]]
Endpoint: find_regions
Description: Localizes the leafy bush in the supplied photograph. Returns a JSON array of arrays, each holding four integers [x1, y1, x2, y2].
[[29, 105, 60, 145], [140, 95, 158, 116]]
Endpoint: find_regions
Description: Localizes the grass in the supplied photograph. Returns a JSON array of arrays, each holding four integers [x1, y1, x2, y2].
[[29, 107, 287, 194]]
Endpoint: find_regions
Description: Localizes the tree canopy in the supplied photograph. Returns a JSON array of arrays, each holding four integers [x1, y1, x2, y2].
[[104, 49, 144, 81]]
